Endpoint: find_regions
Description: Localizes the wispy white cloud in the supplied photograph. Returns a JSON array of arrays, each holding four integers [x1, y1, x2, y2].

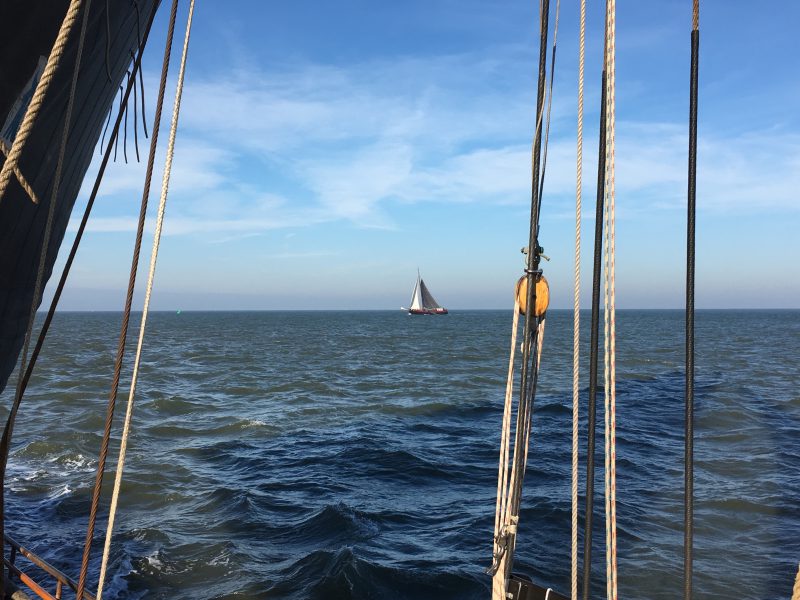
[[78, 49, 798, 238]]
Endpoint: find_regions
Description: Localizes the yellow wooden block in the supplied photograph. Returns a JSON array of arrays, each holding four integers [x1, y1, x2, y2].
[[516, 275, 549, 317]]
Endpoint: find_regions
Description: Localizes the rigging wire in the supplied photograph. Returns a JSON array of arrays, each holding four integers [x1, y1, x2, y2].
[[491, 0, 562, 595], [583, 52, 607, 600], [685, 1, 699, 599], [95, 1, 196, 596], [75, 0, 182, 597], [537, 0, 561, 215], [0, 0, 92, 592], [572, 0, 586, 597], [602, 0, 618, 596]]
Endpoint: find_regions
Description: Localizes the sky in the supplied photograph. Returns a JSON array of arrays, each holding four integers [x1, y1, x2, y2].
[[49, 0, 800, 310]]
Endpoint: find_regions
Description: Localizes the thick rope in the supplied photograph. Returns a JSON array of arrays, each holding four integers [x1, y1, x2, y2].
[[0, 0, 84, 200], [75, 1, 181, 597], [95, 3, 195, 596], [491, 296, 521, 599], [0, 1, 91, 593], [792, 563, 800, 600], [0, 142, 39, 204], [572, 0, 586, 597], [492, 317, 546, 599], [603, 0, 618, 597]]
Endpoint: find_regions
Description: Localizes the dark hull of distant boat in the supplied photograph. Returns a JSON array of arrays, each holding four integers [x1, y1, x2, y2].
[[0, 0, 160, 394], [408, 308, 448, 315]]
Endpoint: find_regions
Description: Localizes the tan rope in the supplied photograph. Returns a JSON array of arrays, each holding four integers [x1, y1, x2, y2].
[[572, 0, 586, 597], [603, 0, 618, 597], [491, 296, 521, 599], [0, 141, 39, 204], [0, 0, 84, 200], [791, 563, 800, 600], [492, 316, 546, 599], [95, 1, 196, 597]]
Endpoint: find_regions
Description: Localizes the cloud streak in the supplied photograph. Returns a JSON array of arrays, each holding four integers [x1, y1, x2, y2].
[[77, 48, 799, 237]]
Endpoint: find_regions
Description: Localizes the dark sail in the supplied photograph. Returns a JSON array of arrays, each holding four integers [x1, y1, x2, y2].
[[0, 0, 161, 394], [419, 279, 442, 310]]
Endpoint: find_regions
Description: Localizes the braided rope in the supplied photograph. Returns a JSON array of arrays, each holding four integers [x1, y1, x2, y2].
[[95, 2, 195, 597], [0, 142, 39, 204], [0, 0, 84, 200], [572, 0, 586, 597], [76, 1, 181, 597], [491, 296, 520, 599], [603, 0, 618, 597]]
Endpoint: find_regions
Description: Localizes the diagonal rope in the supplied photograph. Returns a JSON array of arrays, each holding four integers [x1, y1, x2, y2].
[[75, 0, 181, 597], [0, 0, 91, 593], [491, 295, 521, 599], [603, 0, 618, 597], [572, 0, 586, 597], [0, 0, 85, 200], [0, 142, 39, 204], [95, 1, 196, 597]]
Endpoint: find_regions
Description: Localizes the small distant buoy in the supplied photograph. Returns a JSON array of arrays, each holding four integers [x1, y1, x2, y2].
[[515, 275, 549, 317], [176, 309, 181, 315]]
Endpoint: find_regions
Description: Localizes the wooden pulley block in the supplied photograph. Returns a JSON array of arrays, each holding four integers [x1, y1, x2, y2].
[[515, 274, 549, 317]]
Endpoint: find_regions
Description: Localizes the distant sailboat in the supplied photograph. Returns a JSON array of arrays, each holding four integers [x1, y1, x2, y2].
[[402, 271, 448, 315]]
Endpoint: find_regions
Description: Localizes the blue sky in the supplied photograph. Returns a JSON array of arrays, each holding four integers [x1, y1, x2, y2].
[[51, 0, 799, 310]]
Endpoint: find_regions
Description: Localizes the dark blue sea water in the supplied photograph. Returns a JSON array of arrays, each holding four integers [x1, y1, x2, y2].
[[2, 310, 798, 599]]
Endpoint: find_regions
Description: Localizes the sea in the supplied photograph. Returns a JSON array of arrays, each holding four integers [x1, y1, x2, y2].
[[1, 310, 798, 599]]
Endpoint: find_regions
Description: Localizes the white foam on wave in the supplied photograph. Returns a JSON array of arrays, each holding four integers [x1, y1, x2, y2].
[[46, 484, 72, 500], [47, 453, 95, 472]]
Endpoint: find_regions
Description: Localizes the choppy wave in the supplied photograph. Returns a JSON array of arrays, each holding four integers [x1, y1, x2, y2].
[[1, 310, 798, 599]]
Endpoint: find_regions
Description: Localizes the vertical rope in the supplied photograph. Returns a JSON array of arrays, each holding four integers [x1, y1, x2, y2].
[[572, 0, 586, 597], [685, 2, 699, 599], [537, 0, 561, 209], [603, 0, 618, 597], [0, 0, 85, 200], [95, 3, 195, 596], [522, 319, 546, 473], [75, 0, 181, 597], [583, 66, 606, 600], [491, 297, 520, 600]]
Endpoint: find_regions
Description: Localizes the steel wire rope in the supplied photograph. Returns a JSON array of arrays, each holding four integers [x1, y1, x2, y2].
[[75, 1, 181, 596], [685, 2, 699, 599], [95, 1, 195, 596]]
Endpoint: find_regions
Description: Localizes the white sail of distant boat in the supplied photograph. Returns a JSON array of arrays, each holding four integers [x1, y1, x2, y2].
[[403, 271, 448, 315]]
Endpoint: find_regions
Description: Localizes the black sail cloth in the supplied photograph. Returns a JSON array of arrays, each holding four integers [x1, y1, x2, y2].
[[0, 0, 160, 394]]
